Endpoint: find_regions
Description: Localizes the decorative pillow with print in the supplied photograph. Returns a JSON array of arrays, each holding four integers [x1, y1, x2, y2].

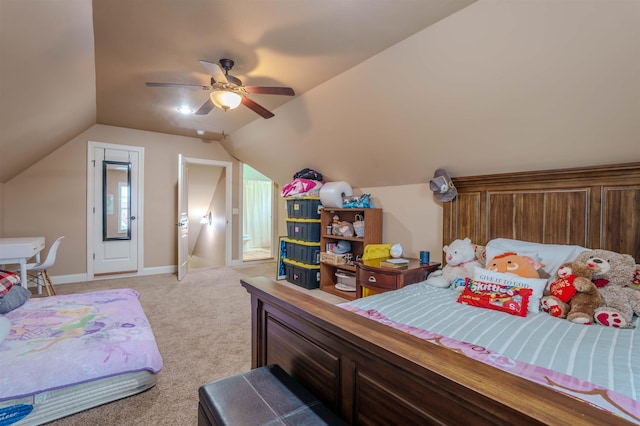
[[485, 238, 588, 283], [473, 266, 547, 313]]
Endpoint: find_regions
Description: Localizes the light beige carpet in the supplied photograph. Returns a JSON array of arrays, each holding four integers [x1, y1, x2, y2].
[[43, 262, 344, 425]]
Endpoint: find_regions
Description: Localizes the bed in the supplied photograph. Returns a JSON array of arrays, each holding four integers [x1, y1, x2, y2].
[[0, 288, 163, 425], [241, 162, 640, 425]]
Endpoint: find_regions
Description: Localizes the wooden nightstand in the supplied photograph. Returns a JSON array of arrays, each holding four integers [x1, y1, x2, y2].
[[355, 258, 441, 298]]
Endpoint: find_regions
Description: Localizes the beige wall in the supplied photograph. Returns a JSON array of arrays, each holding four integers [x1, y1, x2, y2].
[[193, 171, 227, 265], [187, 164, 223, 255], [0, 183, 4, 236], [0, 0, 96, 184], [228, 1, 640, 190], [360, 184, 443, 262], [3, 124, 239, 277]]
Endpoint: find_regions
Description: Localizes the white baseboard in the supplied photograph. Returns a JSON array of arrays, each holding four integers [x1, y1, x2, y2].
[[139, 265, 177, 276], [51, 273, 88, 285], [49, 262, 272, 285], [51, 265, 177, 285]]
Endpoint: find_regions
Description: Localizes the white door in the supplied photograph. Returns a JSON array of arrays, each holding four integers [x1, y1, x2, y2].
[[90, 144, 142, 276], [177, 155, 189, 280]]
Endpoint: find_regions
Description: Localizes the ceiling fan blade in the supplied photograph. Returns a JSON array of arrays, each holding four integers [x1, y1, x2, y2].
[[225, 74, 243, 86], [145, 82, 211, 90], [242, 97, 274, 119], [199, 60, 228, 84], [244, 86, 295, 96], [195, 98, 214, 115]]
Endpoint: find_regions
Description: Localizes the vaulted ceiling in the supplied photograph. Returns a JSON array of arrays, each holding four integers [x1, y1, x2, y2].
[[0, 0, 476, 183]]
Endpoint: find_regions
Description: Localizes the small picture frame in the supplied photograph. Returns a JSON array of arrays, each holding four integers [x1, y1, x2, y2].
[[277, 236, 287, 280]]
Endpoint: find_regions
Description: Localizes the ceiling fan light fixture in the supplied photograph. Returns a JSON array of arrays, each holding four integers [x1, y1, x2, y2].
[[210, 90, 242, 110]]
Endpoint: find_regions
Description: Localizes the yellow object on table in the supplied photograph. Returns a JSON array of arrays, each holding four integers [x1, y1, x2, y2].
[[361, 244, 393, 297], [362, 244, 392, 261]]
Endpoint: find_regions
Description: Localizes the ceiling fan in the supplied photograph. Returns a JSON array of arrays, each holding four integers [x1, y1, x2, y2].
[[145, 59, 295, 119]]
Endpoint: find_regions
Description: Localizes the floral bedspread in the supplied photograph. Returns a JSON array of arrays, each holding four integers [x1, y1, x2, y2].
[[0, 289, 163, 401]]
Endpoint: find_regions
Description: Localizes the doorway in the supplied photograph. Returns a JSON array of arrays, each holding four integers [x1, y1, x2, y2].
[[242, 164, 274, 262], [177, 157, 232, 280]]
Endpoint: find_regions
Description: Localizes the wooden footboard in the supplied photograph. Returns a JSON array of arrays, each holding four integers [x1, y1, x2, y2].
[[241, 277, 634, 425]]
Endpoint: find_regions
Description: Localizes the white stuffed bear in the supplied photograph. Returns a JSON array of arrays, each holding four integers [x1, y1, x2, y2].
[[425, 238, 483, 291]]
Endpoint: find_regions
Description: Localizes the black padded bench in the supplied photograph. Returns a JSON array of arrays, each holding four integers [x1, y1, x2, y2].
[[198, 365, 347, 425]]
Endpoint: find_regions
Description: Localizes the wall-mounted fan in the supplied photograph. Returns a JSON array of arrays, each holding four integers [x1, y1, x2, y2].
[[145, 59, 295, 119]]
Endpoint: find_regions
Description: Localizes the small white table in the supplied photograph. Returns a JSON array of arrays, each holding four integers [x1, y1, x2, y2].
[[0, 237, 45, 288]]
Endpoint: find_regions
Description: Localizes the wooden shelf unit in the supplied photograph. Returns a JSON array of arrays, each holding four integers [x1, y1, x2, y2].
[[319, 207, 382, 300]]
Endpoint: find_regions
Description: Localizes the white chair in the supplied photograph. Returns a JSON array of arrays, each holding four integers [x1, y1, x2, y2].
[[26, 236, 64, 296]]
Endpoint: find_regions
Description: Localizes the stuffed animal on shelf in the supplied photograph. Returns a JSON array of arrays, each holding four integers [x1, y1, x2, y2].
[[425, 238, 484, 291], [540, 261, 602, 324], [575, 249, 640, 328], [484, 251, 543, 278]]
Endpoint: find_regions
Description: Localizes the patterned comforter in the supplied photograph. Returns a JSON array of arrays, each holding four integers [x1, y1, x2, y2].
[[0, 289, 163, 401]]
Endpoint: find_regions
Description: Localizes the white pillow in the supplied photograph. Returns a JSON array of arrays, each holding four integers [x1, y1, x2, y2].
[[473, 266, 548, 313], [0, 316, 10, 344], [486, 238, 588, 285]]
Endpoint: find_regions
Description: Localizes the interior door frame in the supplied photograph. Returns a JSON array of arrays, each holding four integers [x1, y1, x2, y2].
[[177, 155, 189, 280], [178, 157, 233, 276], [239, 164, 278, 262], [86, 141, 145, 280]]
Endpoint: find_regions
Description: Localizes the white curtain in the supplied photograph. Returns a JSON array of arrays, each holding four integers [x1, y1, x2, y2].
[[243, 180, 272, 249]]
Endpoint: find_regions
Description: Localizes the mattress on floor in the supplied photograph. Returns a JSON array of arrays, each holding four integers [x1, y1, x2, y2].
[[0, 288, 163, 425], [0, 370, 157, 425]]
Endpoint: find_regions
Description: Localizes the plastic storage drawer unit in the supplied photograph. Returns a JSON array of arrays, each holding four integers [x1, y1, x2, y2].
[[283, 259, 321, 289], [286, 218, 321, 242], [284, 238, 321, 265], [286, 197, 322, 219]]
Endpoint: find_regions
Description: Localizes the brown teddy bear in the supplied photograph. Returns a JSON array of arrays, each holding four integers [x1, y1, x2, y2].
[[540, 261, 602, 324], [575, 249, 640, 328]]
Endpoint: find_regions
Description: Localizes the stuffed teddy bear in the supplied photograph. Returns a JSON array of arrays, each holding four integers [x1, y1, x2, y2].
[[575, 249, 640, 328], [425, 238, 484, 291], [484, 251, 543, 278], [540, 261, 602, 324], [474, 245, 487, 266]]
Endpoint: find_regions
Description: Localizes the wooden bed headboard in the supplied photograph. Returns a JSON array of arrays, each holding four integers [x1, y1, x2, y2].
[[443, 162, 640, 262]]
